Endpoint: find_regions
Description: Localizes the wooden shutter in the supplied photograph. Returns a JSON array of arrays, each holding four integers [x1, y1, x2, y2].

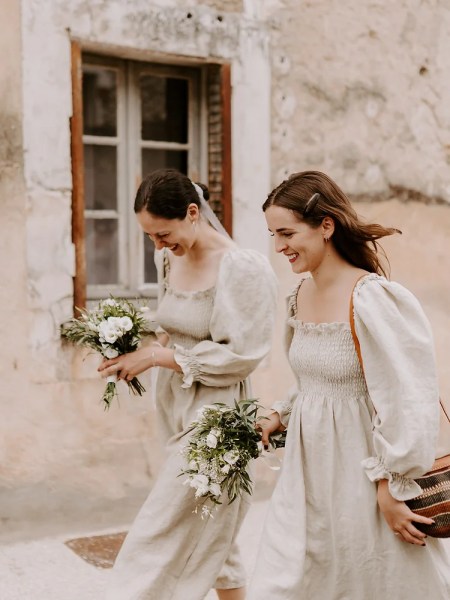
[[70, 41, 86, 313]]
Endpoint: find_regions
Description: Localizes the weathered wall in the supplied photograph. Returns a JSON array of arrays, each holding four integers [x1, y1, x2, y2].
[[266, 0, 450, 200]]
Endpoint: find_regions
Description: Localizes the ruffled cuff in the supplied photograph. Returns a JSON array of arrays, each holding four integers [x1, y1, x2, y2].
[[173, 345, 201, 389], [361, 457, 423, 501], [271, 400, 293, 428]]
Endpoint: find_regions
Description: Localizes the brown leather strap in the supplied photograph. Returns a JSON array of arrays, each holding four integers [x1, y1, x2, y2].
[[349, 275, 367, 373], [349, 275, 450, 424]]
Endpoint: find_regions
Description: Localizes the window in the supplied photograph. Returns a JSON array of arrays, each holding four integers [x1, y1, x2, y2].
[[70, 44, 232, 311]]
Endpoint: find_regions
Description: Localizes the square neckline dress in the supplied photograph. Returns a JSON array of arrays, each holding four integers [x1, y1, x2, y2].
[[107, 247, 278, 600], [249, 274, 450, 600]]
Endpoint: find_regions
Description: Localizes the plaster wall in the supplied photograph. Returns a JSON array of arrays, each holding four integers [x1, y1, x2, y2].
[[266, 0, 450, 201]]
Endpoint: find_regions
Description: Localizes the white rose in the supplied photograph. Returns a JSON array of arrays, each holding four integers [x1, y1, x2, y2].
[[103, 347, 119, 359], [119, 316, 133, 332], [103, 329, 118, 344], [107, 317, 122, 328], [209, 482, 222, 498], [206, 433, 218, 449], [189, 474, 210, 497], [98, 321, 118, 344], [223, 451, 239, 465], [189, 474, 209, 489]]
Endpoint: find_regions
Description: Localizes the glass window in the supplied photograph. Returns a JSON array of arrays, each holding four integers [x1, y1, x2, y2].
[[83, 68, 117, 137], [140, 76, 188, 143], [84, 145, 117, 210], [80, 57, 202, 299]]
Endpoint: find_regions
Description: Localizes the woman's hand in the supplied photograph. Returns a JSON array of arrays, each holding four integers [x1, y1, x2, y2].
[[256, 411, 286, 450], [98, 346, 154, 381], [377, 479, 434, 546]]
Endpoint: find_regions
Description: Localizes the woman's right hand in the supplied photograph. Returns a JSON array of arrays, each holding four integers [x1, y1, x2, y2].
[[376, 479, 433, 546], [257, 411, 286, 449]]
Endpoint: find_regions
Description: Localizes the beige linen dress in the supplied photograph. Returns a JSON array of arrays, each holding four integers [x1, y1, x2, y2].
[[107, 247, 277, 600], [249, 274, 450, 600]]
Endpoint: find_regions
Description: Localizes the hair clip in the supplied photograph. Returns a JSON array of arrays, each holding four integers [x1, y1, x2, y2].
[[303, 192, 320, 216]]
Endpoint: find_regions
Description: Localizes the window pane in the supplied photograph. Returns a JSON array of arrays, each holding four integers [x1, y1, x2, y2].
[[140, 75, 188, 142], [141, 149, 187, 178], [84, 145, 117, 210], [83, 68, 117, 136], [144, 235, 158, 284], [85, 219, 118, 285]]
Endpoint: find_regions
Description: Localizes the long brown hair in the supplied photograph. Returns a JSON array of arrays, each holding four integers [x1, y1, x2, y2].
[[263, 171, 401, 277]]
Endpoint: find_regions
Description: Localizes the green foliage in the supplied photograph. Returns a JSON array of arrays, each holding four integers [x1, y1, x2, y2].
[[180, 398, 285, 518]]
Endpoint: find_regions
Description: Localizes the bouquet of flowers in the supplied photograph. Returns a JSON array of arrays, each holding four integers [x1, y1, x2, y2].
[[180, 399, 286, 518], [62, 298, 154, 409]]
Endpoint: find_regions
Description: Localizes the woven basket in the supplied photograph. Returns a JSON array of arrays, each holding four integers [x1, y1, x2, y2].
[[405, 455, 450, 537]]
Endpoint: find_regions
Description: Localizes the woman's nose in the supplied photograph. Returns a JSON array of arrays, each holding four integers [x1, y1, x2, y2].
[[153, 239, 165, 250], [274, 236, 287, 254]]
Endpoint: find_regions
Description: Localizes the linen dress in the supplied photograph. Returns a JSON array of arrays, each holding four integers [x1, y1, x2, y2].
[[249, 274, 450, 600], [107, 247, 277, 600]]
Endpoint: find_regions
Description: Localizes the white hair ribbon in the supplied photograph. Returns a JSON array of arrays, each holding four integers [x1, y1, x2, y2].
[[192, 182, 231, 239]]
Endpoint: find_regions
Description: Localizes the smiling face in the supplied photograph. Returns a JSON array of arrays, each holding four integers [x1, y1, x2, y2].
[[136, 205, 199, 256], [265, 205, 333, 274]]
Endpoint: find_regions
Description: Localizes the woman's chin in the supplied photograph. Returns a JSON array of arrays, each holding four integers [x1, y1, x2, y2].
[[169, 244, 184, 256]]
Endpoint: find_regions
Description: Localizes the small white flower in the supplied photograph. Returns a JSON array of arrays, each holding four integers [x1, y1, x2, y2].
[[119, 316, 133, 332], [189, 473, 210, 497], [209, 482, 222, 498], [223, 451, 240, 465], [103, 329, 118, 344], [139, 306, 150, 313], [206, 433, 218, 449], [102, 299, 117, 307], [87, 321, 98, 332], [189, 474, 209, 490], [188, 460, 198, 471], [221, 464, 231, 474], [107, 317, 122, 328], [103, 347, 119, 359]]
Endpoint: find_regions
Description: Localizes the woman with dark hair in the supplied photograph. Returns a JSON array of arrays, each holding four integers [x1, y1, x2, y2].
[[250, 171, 450, 599], [99, 168, 277, 600]]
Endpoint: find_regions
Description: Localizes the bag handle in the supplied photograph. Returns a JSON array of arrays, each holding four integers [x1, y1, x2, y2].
[[349, 275, 450, 424]]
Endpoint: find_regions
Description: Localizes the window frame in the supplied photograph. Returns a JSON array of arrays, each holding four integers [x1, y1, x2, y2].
[[70, 42, 231, 313]]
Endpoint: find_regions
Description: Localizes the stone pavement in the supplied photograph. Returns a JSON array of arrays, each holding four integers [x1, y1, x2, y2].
[[0, 497, 270, 600]]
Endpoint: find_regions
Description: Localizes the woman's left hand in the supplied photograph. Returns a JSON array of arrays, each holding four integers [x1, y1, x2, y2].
[[377, 479, 433, 546], [98, 346, 154, 381]]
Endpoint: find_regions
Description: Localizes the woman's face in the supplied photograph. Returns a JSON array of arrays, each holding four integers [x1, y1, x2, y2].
[[265, 205, 329, 274], [136, 206, 198, 256]]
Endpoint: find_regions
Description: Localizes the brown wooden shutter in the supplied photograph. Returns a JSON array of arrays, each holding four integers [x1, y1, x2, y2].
[[207, 63, 233, 237], [70, 41, 86, 313]]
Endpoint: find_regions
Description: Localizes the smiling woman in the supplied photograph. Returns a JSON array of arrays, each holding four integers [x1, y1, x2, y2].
[[249, 170, 450, 600], [100, 168, 278, 600]]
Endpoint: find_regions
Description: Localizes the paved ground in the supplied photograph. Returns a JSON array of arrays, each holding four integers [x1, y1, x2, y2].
[[0, 498, 270, 600]]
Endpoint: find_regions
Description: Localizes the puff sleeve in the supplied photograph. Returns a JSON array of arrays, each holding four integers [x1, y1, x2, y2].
[[173, 249, 278, 388], [353, 275, 440, 500]]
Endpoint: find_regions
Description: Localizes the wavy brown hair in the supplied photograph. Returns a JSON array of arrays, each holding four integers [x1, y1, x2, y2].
[[263, 171, 401, 277]]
